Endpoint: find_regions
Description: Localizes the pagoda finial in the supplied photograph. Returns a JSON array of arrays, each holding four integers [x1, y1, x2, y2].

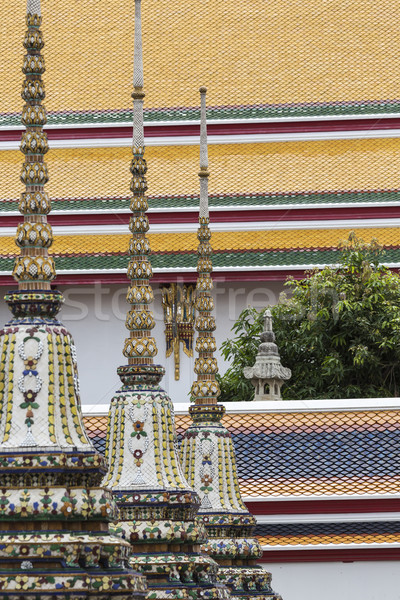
[[103, 13, 226, 599], [199, 86, 209, 218], [191, 87, 220, 405], [133, 0, 144, 92], [27, 0, 41, 15], [244, 308, 291, 400], [120, 0, 163, 385], [12, 0, 55, 294], [0, 4, 147, 597], [180, 91, 283, 600]]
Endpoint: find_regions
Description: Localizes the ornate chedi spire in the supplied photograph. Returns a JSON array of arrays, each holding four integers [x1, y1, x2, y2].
[[180, 88, 282, 600], [103, 3, 228, 598], [243, 310, 291, 401], [0, 2, 147, 598]]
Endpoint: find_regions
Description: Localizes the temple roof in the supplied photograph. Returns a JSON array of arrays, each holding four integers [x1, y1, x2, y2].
[[2, 1, 400, 283], [83, 400, 400, 561], [2, 0, 400, 125], [2, 139, 400, 198], [1, 138, 400, 281], [84, 403, 400, 499]]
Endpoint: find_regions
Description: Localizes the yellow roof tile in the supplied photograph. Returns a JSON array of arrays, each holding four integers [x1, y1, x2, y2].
[[1, 227, 400, 258], [2, 138, 400, 202], [1, 0, 400, 115]]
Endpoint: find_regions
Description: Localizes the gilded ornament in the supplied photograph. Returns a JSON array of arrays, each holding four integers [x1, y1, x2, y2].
[[23, 29, 44, 50], [191, 380, 221, 398], [130, 155, 147, 174], [130, 197, 148, 212], [126, 309, 155, 331], [197, 275, 214, 291], [20, 161, 48, 185], [20, 131, 49, 155], [123, 336, 157, 358], [195, 335, 217, 352], [130, 175, 148, 193], [15, 221, 53, 248], [197, 257, 213, 273], [194, 357, 219, 375], [26, 13, 41, 27], [129, 236, 150, 255], [127, 258, 153, 279], [129, 214, 149, 233], [22, 54, 45, 74], [12, 255, 56, 282], [196, 315, 216, 331], [126, 284, 154, 304], [21, 79, 45, 102], [196, 295, 214, 311], [21, 105, 47, 126]]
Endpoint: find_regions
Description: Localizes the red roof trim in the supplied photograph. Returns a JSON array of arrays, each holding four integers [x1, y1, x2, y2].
[[2, 116, 400, 142], [3, 207, 400, 227], [261, 548, 400, 563], [1, 269, 400, 285], [245, 498, 400, 515]]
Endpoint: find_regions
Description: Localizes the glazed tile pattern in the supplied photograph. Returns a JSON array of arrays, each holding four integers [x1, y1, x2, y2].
[[84, 410, 400, 498], [1, 227, 400, 274], [254, 522, 400, 547], [2, 0, 400, 124], [4, 140, 400, 201], [4, 227, 400, 256], [3, 190, 400, 214]]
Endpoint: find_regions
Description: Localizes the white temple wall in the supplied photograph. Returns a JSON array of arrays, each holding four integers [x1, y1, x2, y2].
[[0, 281, 285, 406], [262, 560, 398, 600]]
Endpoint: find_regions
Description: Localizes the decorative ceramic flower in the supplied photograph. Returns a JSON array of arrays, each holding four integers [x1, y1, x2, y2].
[[23, 390, 37, 403], [60, 502, 73, 517], [15, 575, 30, 590], [200, 474, 213, 486], [99, 576, 111, 591], [24, 356, 38, 369]]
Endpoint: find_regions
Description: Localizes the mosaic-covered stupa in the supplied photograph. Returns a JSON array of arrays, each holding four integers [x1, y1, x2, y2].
[[103, 2, 229, 598], [180, 89, 282, 600], [0, 1, 148, 598]]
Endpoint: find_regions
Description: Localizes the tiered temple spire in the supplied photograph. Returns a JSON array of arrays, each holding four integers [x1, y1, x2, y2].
[[243, 310, 291, 401], [180, 88, 282, 600], [14, 0, 54, 291], [103, 2, 228, 598], [0, 2, 147, 597]]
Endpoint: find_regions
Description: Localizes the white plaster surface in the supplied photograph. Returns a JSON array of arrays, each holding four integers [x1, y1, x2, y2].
[[0, 281, 285, 406], [262, 561, 400, 600]]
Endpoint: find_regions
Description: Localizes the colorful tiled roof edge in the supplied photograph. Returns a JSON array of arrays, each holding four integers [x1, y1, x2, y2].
[[2, 248, 400, 274], [256, 521, 400, 548], [83, 409, 400, 499], [2, 100, 400, 127]]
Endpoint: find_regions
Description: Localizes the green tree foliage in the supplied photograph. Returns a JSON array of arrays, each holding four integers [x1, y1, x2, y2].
[[218, 234, 400, 400]]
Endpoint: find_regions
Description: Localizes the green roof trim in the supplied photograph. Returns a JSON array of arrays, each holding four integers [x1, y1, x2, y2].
[[1, 100, 400, 127], [2, 190, 400, 214], [0, 246, 399, 273]]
